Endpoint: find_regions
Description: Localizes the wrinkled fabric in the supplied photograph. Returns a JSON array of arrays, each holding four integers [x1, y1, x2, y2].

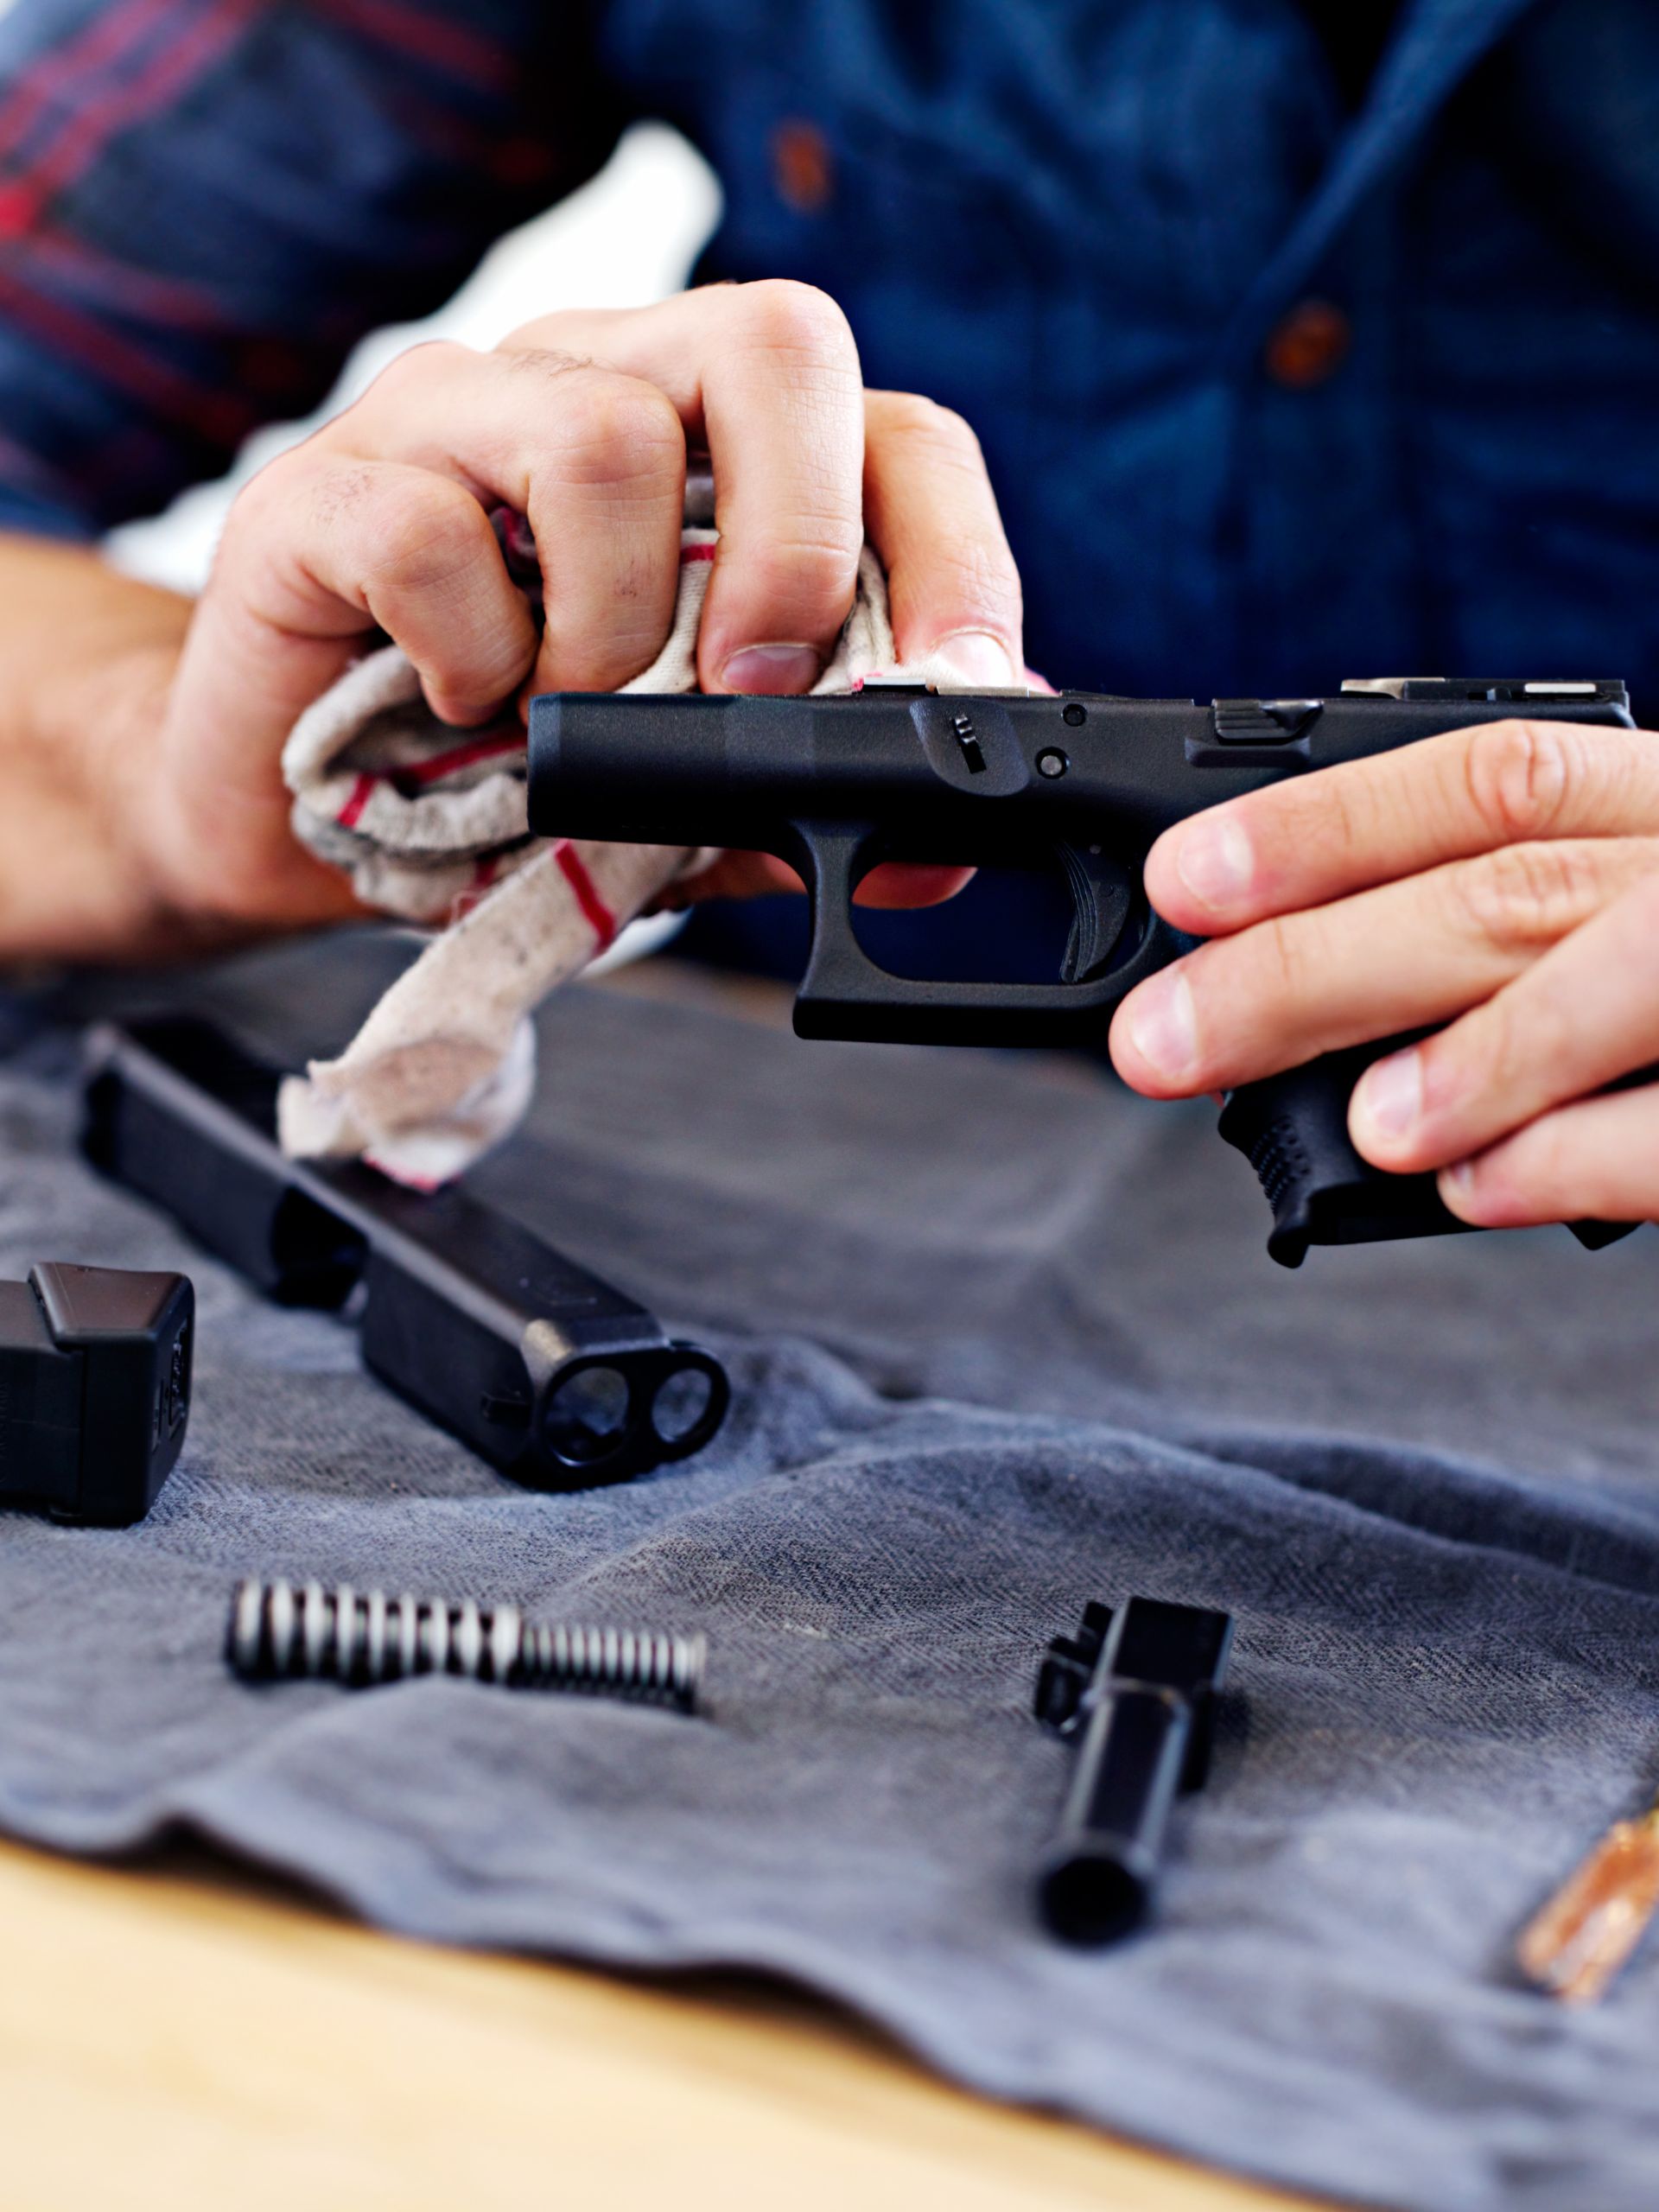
[[279, 512, 897, 1184], [3, 938, 1659, 2211]]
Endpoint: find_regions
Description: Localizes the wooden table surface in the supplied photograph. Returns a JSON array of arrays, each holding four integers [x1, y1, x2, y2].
[[0, 1837, 1327, 2212]]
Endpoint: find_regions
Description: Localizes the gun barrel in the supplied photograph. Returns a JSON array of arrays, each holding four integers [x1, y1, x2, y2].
[[1038, 1683, 1193, 1943], [529, 681, 1634, 874], [1034, 1595, 1235, 1945], [527, 688, 1206, 864], [530, 691, 912, 849]]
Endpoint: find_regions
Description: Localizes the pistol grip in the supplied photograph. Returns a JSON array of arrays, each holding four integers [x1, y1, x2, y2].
[[1218, 1041, 1641, 1268]]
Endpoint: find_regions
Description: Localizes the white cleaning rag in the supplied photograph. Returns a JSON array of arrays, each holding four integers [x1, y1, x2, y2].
[[279, 507, 899, 1185]]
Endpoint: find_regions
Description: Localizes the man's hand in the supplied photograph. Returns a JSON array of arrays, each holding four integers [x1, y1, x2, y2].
[[1108, 717, 1659, 1230], [142, 280, 1022, 934]]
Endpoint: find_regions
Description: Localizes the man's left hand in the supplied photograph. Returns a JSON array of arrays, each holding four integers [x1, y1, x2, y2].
[[1108, 716, 1659, 1230]]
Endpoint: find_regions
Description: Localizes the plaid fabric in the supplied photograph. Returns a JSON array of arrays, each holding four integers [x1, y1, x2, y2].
[[5, 0, 1659, 727], [0, 0, 620, 536]]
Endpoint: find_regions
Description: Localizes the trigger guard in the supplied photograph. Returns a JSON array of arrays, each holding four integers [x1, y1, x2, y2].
[[793, 831, 1192, 1046], [791, 817, 890, 997]]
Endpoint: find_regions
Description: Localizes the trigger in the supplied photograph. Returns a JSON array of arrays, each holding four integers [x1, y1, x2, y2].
[[1058, 845, 1133, 984]]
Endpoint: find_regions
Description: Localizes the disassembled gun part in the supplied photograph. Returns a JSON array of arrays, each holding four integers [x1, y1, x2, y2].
[[1034, 1594, 1235, 1944], [0, 1262, 192, 1527], [82, 1017, 728, 1490], [228, 1577, 705, 1713]]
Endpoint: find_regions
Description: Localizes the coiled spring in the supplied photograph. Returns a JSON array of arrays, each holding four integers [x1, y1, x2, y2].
[[227, 1578, 704, 1714]]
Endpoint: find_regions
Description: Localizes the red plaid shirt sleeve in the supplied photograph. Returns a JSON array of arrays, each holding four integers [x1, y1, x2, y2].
[[0, 0, 622, 537]]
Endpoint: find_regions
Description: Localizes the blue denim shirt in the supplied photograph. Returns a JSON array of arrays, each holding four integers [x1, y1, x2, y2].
[[601, 0, 1659, 710], [0, 0, 1655, 711]]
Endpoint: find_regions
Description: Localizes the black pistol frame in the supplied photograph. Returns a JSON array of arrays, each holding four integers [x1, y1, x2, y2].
[[527, 675, 1642, 1265]]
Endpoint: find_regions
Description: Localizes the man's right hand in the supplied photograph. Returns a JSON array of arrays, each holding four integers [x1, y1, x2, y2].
[[82, 279, 1020, 950]]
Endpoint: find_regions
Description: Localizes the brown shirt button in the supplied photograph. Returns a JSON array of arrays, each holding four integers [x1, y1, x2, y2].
[[1263, 298, 1352, 388], [771, 118, 834, 214]]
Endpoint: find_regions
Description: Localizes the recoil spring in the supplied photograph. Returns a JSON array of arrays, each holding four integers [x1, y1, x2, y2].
[[227, 1578, 704, 1714]]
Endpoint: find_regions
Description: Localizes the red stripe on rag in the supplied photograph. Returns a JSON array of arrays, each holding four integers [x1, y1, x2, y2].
[[679, 542, 716, 563], [397, 732, 523, 788], [364, 1154, 441, 1194], [336, 772, 378, 830], [552, 840, 617, 951], [448, 855, 499, 923]]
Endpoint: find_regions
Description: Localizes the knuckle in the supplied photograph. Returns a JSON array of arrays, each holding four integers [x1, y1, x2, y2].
[[1459, 719, 1573, 844], [499, 340, 590, 385], [1624, 863, 1659, 930], [1283, 769, 1368, 876], [1447, 840, 1602, 949], [1472, 985, 1550, 1103], [741, 520, 862, 607], [302, 460, 385, 536], [1253, 912, 1314, 1012], [927, 536, 1023, 629], [1514, 1116, 1573, 1211], [214, 448, 340, 585], [359, 476, 489, 596], [504, 305, 611, 354], [734, 278, 857, 367], [226, 439, 324, 524], [874, 389, 982, 461], [540, 367, 685, 486], [218, 458, 285, 549], [365, 337, 474, 404]]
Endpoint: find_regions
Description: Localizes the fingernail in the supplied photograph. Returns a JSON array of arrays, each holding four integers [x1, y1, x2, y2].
[[720, 643, 822, 694], [1352, 1047, 1423, 1142], [1173, 817, 1255, 913], [930, 630, 1018, 686], [1124, 969, 1198, 1084], [1440, 1159, 1480, 1217]]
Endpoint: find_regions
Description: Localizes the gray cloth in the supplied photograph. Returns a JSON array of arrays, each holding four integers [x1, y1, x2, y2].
[[4, 934, 1659, 2212]]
